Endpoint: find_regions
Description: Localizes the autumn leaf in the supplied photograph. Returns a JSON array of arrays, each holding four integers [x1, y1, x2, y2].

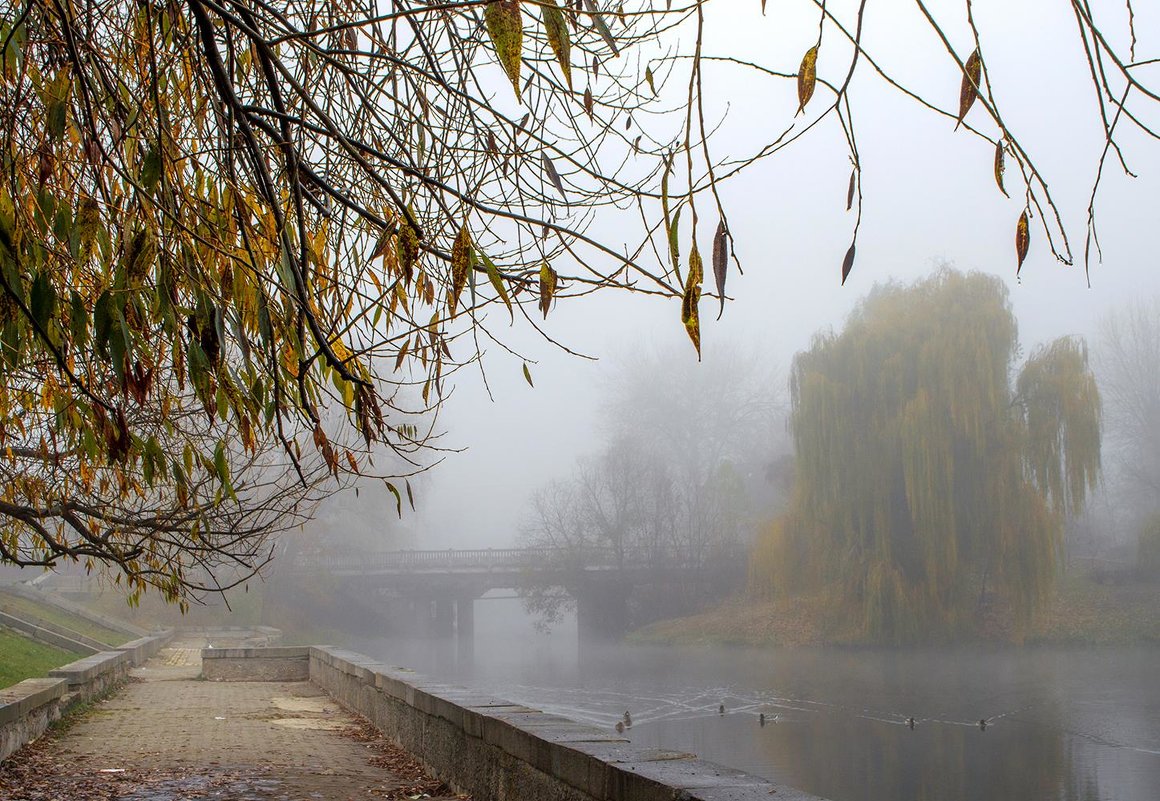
[[542, 151, 567, 201], [542, 1, 572, 90], [846, 169, 856, 211], [644, 66, 656, 95], [994, 140, 1008, 197], [1015, 210, 1030, 274], [667, 208, 682, 279], [522, 362, 534, 387], [396, 221, 421, 285], [77, 197, 100, 260], [682, 242, 703, 359], [385, 481, 403, 517], [841, 242, 856, 286], [583, 86, 594, 120], [712, 220, 728, 320], [539, 262, 557, 318], [449, 223, 472, 315], [956, 49, 982, 129], [797, 46, 818, 115], [583, 0, 620, 57], [479, 250, 513, 320], [485, 1, 524, 102]]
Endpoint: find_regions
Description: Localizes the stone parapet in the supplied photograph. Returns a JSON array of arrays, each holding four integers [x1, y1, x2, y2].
[[201, 646, 310, 681], [116, 629, 174, 666], [0, 678, 68, 762], [305, 645, 828, 801], [1, 631, 170, 763]]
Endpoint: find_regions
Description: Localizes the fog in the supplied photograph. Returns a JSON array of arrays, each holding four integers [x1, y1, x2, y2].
[[168, 4, 1160, 800], [378, 0, 1160, 552]]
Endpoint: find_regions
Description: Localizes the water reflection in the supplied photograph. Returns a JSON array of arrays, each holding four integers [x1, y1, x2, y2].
[[354, 600, 1160, 801]]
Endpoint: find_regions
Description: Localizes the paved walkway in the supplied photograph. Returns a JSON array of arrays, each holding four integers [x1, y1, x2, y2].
[[0, 636, 464, 801]]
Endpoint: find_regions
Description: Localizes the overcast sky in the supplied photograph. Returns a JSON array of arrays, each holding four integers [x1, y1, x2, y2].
[[325, 0, 1160, 550]]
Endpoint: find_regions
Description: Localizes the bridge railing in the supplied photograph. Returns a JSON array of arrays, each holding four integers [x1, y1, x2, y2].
[[298, 544, 748, 574]]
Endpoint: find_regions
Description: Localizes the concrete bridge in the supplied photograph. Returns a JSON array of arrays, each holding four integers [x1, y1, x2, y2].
[[299, 545, 747, 643]]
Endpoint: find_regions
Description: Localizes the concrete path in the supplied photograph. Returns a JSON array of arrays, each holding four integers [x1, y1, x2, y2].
[[0, 636, 465, 800]]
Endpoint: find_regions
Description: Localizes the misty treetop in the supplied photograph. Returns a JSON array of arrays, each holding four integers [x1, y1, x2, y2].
[[0, 0, 1152, 603], [752, 270, 1102, 643]]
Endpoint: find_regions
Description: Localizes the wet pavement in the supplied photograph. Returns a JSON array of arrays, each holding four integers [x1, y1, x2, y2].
[[0, 636, 464, 801]]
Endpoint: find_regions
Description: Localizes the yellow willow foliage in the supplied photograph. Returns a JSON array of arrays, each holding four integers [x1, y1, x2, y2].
[[753, 269, 1101, 642]]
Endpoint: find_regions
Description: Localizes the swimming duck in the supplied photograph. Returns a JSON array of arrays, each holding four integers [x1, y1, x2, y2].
[[979, 719, 987, 731], [907, 717, 916, 730], [615, 721, 625, 734], [759, 713, 766, 727], [623, 711, 632, 728], [718, 703, 725, 715]]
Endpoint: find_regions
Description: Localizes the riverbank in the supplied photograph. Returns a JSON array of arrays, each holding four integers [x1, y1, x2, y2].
[[629, 574, 1160, 647]]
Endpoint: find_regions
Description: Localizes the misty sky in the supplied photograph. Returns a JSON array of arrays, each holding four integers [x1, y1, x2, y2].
[[325, 0, 1160, 550]]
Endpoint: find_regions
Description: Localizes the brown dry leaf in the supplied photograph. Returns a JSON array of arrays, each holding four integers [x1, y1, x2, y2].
[[712, 219, 728, 320], [841, 242, 856, 286], [994, 139, 1008, 197], [957, 49, 982, 129]]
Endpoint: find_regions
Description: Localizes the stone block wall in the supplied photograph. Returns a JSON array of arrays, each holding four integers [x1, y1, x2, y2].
[[201, 646, 309, 681], [305, 646, 827, 801]]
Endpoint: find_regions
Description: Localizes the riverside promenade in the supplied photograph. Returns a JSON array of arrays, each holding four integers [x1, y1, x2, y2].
[[3, 630, 825, 801], [0, 634, 462, 801]]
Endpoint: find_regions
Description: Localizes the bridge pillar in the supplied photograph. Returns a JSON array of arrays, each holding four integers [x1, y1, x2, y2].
[[434, 597, 455, 637], [575, 580, 630, 642], [455, 597, 474, 641]]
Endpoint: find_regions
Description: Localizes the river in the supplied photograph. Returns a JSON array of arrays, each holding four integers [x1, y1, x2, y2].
[[352, 597, 1160, 801]]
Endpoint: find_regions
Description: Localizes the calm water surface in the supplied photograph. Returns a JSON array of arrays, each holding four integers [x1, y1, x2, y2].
[[353, 599, 1160, 801]]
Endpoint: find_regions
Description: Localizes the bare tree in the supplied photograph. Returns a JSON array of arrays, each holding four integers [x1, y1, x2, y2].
[[1097, 296, 1160, 524]]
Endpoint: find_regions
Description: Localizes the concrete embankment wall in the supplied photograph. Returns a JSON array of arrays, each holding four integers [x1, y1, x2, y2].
[[0, 583, 148, 638], [0, 630, 172, 762], [0, 609, 102, 654], [205, 645, 825, 801]]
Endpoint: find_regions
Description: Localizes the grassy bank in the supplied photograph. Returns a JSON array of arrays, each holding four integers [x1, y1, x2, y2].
[[630, 574, 1160, 648], [0, 627, 82, 687], [0, 591, 130, 646]]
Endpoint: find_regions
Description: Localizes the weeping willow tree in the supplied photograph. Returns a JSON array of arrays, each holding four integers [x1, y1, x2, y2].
[[752, 270, 1101, 643]]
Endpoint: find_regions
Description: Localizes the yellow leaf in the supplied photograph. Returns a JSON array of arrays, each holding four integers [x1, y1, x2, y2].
[[485, 1, 524, 102], [1015, 210, 1030, 275], [77, 197, 100, 260], [396, 219, 420, 285], [542, 1, 572, 91], [681, 243, 703, 359], [480, 251, 513, 320], [797, 46, 818, 115], [449, 223, 472, 315], [539, 262, 557, 319]]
